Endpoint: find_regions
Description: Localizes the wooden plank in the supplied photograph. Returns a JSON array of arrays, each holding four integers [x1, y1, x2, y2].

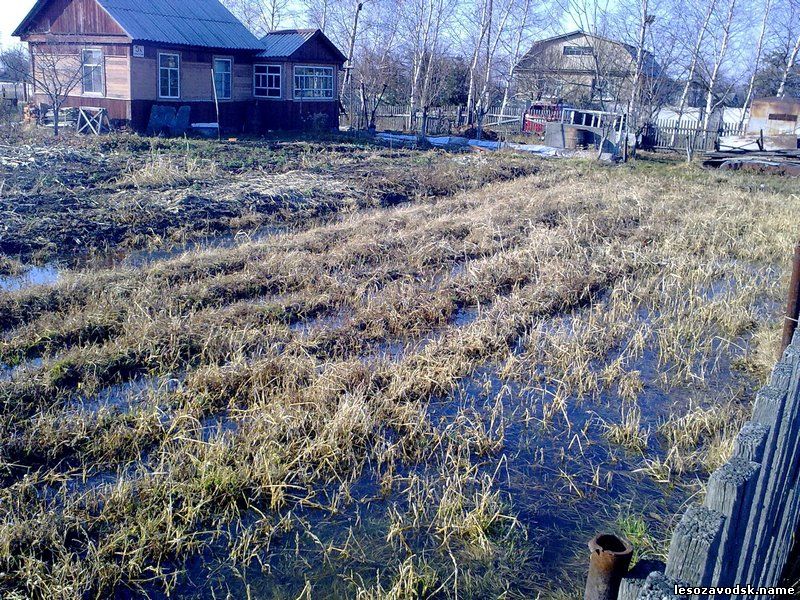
[[704, 457, 760, 585], [733, 422, 768, 463], [637, 571, 687, 599], [738, 351, 799, 584], [758, 352, 800, 584], [665, 506, 725, 585], [619, 560, 666, 600]]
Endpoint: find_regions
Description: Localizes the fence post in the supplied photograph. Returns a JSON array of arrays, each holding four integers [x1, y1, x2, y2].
[[664, 506, 724, 585], [781, 241, 800, 354]]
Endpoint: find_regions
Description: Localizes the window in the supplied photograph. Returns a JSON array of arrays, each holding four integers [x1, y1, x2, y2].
[[254, 64, 281, 98], [159, 53, 180, 99], [81, 49, 103, 95], [214, 58, 232, 100], [563, 45, 593, 56], [293, 66, 334, 100], [768, 113, 797, 122]]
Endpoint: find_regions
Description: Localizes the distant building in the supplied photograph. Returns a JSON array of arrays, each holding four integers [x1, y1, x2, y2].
[[515, 30, 660, 109], [13, 0, 347, 132]]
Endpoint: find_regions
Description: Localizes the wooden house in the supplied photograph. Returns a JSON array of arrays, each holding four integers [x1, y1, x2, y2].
[[516, 30, 660, 109], [13, 0, 347, 132]]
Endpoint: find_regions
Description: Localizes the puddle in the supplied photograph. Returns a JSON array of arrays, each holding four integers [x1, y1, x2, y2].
[[104, 225, 288, 270], [71, 375, 182, 413], [0, 225, 291, 294], [165, 293, 755, 597], [0, 265, 61, 292], [289, 308, 350, 334], [11, 268, 773, 597], [0, 357, 43, 381], [373, 304, 481, 362], [200, 411, 239, 442]]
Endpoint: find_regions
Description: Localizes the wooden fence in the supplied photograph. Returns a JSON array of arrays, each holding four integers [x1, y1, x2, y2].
[[641, 120, 745, 152], [344, 104, 526, 135], [619, 329, 800, 598]]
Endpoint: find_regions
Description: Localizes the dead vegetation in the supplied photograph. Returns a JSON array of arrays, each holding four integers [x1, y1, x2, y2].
[[0, 132, 538, 262], [0, 138, 796, 598]]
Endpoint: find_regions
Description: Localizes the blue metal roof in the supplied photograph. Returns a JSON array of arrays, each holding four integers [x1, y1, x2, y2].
[[257, 29, 347, 62], [14, 0, 263, 50], [97, 0, 262, 49], [257, 29, 316, 59]]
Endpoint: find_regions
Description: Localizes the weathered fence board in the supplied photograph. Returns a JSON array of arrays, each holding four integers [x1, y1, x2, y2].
[[641, 120, 745, 152], [626, 329, 800, 599], [664, 506, 725, 584]]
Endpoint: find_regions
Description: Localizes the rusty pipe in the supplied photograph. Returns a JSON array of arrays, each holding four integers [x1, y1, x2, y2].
[[585, 533, 634, 600], [781, 241, 800, 355]]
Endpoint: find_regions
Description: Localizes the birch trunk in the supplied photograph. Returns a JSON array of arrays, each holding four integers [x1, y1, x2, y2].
[[499, 0, 531, 114], [777, 32, 800, 98], [701, 0, 736, 133], [671, 0, 716, 146]]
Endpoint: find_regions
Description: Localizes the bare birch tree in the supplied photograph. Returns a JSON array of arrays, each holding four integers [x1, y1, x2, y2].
[[777, 31, 800, 96], [669, 0, 716, 145], [498, 0, 534, 113], [739, 0, 773, 126], [700, 0, 737, 132], [224, 0, 292, 34], [403, 0, 451, 133]]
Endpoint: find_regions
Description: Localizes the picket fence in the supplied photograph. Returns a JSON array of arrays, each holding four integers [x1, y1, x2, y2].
[[641, 120, 745, 152], [619, 330, 800, 598], [344, 104, 527, 135]]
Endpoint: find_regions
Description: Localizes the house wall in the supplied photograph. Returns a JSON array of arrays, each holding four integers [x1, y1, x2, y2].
[[19, 0, 343, 132], [129, 44, 340, 132], [24, 0, 127, 37], [29, 41, 132, 121], [518, 33, 637, 105]]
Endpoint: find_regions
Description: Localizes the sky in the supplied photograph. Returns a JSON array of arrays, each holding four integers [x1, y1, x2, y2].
[[1, 0, 36, 50]]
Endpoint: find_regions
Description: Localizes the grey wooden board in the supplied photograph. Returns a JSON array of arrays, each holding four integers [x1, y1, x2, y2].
[[665, 506, 724, 584], [761, 355, 800, 584], [704, 457, 760, 585], [736, 383, 790, 582], [619, 560, 666, 600], [733, 423, 768, 464], [745, 352, 800, 585], [637, 571, 687, 599]]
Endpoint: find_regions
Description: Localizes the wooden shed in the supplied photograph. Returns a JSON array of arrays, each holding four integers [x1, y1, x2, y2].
[[13, 0, 347, 133]]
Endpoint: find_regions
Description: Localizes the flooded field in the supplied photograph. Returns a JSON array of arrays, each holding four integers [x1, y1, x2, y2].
[[0, 134, 796, 598]]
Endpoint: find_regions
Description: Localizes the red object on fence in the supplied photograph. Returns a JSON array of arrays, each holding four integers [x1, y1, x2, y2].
[[523, 102, 565, 134]]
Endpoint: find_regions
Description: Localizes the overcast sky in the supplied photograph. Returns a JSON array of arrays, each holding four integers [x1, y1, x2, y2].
[[2, 0, 36, 49]]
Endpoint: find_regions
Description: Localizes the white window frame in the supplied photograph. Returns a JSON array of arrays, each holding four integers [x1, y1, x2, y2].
[[293, 65, 334, 101], [158, 52, 181, 99], [81, 48, 104, 96], [213, 57, 233, 100], [253, 64, 282, 99]]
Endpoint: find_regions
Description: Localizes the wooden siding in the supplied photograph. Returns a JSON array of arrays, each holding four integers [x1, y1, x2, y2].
[[25, 0, 127, 37], [129, 55, 157, 101], [30, 43, 131, 101], [105, 54, 130, 99], [130, 45, 340, 105], [287, 35, 345, 63], [283, 61, 339, 102]]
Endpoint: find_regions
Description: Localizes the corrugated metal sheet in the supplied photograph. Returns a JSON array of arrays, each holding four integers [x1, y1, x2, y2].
[[97, 0, 262, 49], [257, 30, 316, 59]]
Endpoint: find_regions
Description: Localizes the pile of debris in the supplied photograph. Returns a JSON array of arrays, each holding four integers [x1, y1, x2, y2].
[[702, 149, 800, 176]]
